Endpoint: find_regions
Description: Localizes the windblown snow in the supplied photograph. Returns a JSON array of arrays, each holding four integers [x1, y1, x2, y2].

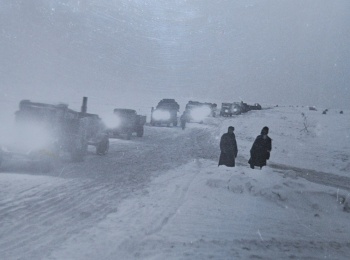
[[1, 106, 350, 259]]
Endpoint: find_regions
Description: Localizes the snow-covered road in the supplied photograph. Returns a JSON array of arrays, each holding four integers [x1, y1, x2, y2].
[[1, 107, 350, 259], [0, 124, 220, 259]]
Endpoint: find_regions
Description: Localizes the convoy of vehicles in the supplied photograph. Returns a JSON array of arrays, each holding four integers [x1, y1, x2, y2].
[[107, 108, 146, 140], [0, 96, 262, 172], [150, 99, 180, 126]]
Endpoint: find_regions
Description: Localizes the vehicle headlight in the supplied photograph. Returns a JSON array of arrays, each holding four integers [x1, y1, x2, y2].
[[225, 109, 229, 113], [153, 110, 171, 120], [13, 124, 54, 151], [233, 108, 238, 112], [191, 107, 211, 121], [102, 114, 122, 128]]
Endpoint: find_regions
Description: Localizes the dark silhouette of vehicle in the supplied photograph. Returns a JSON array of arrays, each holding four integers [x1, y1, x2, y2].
[[151, 99, 179, 126], [220, 103, 234, 117], [309, 106, 317, 111], [240, 102, 250, 113], [220, 101, 253, 116], [231, 102, 245, 115], [184, 101, 217, 122], [248, 103, 262, 110], [108, 109, 146, 140], [220, 103, 243, 116], [84, 113, 110, 156], [0, 97, 109, 171]]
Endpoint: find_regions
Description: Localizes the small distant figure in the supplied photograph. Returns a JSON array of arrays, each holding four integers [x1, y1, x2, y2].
[[309, 106, 317, 111], [340, 111, 344, 114], [218, 126, 238, 167], [180, 111, 188, 130], [248, 126, 272, 169]]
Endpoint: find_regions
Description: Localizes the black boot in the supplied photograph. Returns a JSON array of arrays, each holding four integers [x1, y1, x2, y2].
[[250, 164, 254, 169]]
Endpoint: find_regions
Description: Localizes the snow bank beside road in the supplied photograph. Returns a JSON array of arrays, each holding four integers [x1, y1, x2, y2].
[[49, 159, 350, 260]]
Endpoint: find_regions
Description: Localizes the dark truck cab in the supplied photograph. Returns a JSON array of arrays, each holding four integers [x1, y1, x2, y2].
[[220, 101, 250, 116], [220, 103, 234, 117], [150, 99, 180, 126], [108, 109, 146, 140]]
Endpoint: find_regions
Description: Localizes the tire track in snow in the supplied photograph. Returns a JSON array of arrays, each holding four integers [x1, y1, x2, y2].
[[269, 162, 350, 192], [145, 158, 203, 236], [234, 154, 350, 192], [0, 178, 125, 260], [0, 125, 219, 259]]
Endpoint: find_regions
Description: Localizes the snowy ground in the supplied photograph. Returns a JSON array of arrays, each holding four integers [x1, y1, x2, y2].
[[1, 106, 350, 259]]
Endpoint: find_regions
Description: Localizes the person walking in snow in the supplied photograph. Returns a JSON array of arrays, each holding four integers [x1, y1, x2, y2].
[[248, 126, 272, 169], [180, 111, 188, 130], [218, 126, 238, 167]]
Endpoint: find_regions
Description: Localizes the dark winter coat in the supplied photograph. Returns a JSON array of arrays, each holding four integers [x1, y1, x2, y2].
[[218, 132, 238, 167], [248, 135, 272, 167]]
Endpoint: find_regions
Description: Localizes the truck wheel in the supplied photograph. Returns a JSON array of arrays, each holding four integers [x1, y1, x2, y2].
[[96, 138, 109, 155], [136, 126, 144, 137]]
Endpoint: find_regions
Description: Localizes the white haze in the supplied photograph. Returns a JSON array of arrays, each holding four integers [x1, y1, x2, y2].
[[1, 0, 350, 122]]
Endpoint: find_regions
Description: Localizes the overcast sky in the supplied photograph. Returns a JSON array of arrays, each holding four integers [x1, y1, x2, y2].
[[1, 0, 350, 112]]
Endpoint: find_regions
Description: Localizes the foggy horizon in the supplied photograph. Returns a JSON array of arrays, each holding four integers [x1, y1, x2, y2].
[[1, 0, 350, 112]]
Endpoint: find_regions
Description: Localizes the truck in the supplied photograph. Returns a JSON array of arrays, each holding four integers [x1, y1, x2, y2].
[[248, 103, 262, 110], [150, 99, 179, 127], [107, 108, 146, 140], [220, 102, 250, 116], [220, 103, 235, 117], [184, 101, 217, 122], [0, 97, 109, 171], [238, 101, 250, 113]]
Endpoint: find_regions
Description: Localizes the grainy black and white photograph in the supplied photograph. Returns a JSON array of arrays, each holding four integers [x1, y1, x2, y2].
[[1, 1, 350, 259]]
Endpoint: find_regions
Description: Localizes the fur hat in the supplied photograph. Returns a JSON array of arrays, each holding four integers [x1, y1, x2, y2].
[[261, 126, 269, 135]]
